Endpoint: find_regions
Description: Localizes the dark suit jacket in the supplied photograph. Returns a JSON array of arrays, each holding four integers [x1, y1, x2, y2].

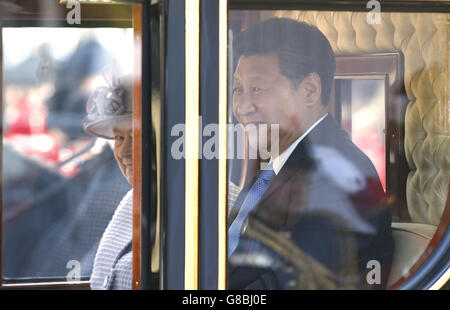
[[228, 115, 394, 290]]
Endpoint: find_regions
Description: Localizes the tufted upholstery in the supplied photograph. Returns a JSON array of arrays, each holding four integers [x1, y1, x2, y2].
[[259, 11, 450, 225]]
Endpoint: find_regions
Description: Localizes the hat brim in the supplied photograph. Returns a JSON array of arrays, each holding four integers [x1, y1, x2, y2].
[[82, 114, 132, 140]]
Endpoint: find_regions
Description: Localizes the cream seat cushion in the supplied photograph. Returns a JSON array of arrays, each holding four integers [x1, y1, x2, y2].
[[388, 222, 437, 287]]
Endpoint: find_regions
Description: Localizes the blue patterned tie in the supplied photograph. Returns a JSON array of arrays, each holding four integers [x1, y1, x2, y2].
[[228, 169, 275, 257]]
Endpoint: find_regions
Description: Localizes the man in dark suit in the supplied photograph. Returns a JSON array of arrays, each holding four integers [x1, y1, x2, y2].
[[228, 18, 394, 289]]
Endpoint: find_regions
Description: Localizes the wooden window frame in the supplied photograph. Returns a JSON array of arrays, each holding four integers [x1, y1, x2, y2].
[[132, 0, 158, 290], [332, 52, 410, 222]]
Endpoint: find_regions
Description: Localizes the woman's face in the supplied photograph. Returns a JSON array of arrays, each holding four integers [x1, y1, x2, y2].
[[112, 119, 133, 185]]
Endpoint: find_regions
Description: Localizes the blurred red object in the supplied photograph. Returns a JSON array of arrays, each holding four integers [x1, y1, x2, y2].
[[5, 98, 33, 136], [5, 97, 59, 166]]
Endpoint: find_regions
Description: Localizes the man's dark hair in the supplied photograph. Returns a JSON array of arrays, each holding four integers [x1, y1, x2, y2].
[[233, 18, 336, 106]]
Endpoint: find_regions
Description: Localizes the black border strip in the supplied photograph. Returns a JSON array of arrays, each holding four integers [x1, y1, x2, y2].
[[161, 0, 186, 289], [229, 0, 450, 12], [159, 0, 167, 290], [140, 0, 153, 290], [198, 0, 220, 290]]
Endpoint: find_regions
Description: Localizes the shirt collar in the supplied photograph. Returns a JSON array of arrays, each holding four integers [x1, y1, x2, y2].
[[268, 113, 328, 175]]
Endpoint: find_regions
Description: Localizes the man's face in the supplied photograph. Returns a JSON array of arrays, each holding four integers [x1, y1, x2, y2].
[[113, 119, 133, 185], [232, 54, 309, 155]]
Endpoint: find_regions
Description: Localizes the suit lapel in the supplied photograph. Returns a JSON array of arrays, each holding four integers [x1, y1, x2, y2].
[[227, 130, 314, 229], [260, 136, 313, 202], [229, 115, 339, 227], [254, 115, 336, 215]]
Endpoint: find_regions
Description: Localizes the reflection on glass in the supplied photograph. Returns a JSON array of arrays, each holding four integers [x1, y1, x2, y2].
[[227, 9, 450, 290], [226, 15, 394, 290], [2, 28, 133, 282], [350, 79, 386, 190]]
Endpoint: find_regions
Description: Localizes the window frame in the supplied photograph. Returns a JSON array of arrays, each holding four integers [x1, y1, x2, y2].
[[332, 52, 410, 221], [218, 0, 450, 290], [4, 0, 448, 291], [131, 0, 159, 290], [159, 0, 228, 290], [0, 0, 145, 290]]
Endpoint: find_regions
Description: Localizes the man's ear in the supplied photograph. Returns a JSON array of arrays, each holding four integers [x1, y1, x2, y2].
[[300, 72, 322, 106]]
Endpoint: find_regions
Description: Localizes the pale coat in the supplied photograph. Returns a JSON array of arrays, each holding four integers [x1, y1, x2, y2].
[[90, 189, 133, 290]]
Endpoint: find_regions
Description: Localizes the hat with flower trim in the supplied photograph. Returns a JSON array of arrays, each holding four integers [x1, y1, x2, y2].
[[82, 74, 132, 140]]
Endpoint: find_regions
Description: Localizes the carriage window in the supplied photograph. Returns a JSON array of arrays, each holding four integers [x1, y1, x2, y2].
[[337, 79, 386, 190], [226, 9, 449, 290], [1, 14, 137, 285], [2, 27, 134, 283]]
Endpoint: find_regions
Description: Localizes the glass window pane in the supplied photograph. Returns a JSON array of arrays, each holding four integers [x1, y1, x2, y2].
[[2, 27, 134, 283], [348, 79, 386, 190], [226, 10, 449, 290]]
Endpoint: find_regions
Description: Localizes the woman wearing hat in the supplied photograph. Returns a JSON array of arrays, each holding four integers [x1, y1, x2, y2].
[[82, 75, 134, 290]]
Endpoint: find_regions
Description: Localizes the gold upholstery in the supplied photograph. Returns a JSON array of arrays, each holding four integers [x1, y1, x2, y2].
[[261, 11, 450, 225]]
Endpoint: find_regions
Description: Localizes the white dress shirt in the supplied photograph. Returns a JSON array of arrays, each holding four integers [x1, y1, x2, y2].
[[266, 113, 328, 174]]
